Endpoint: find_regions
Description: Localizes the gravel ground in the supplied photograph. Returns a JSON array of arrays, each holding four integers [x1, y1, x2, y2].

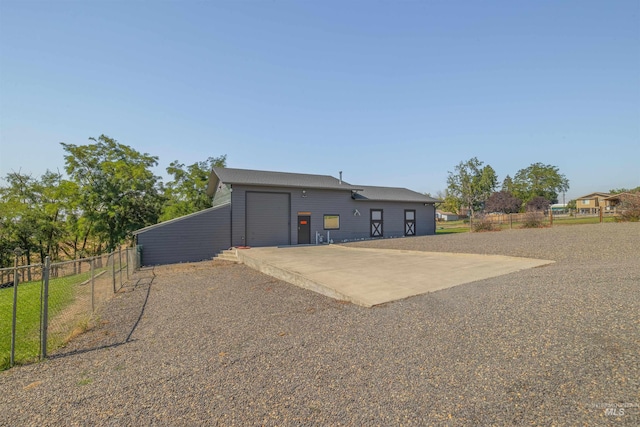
[[1, 222, 638, 426]]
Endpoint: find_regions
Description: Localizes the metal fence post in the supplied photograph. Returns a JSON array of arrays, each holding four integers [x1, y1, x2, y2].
[[91, 257, 95, 313], [10, 248, 22, 367], [112, 252, 116, 294], [126, 248, 130, 280], [118, 247, 123, 289], [41, 257, 50, 360]]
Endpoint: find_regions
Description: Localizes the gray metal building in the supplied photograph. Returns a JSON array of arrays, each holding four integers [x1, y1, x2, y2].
[[134, 167, 440, 265]]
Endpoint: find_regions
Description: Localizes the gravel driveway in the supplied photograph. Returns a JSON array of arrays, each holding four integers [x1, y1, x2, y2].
[[1, 223, 638, 425]]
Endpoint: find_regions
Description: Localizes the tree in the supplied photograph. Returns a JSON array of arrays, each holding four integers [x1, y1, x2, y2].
[[609, 186, 640, 194], [61, 135, 165, 252], [446, 157, 498, 217], [0, 171, 69, 268], [484, 191, 522, 214], [0, 172, 41, 268], [526, 196, 551, 212], [161, 155, 227, 221], [512, 163, 569, 205], [501, 175, 515, 193]]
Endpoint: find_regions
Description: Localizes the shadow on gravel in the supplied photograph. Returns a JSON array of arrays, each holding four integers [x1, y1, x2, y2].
[[47, 267, 156, 360]]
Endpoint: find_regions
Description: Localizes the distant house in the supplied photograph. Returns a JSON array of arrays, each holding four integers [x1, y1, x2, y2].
[[436, 210, 459, 221], [133, 167, 440, 265], [575, 192, 611, 214]]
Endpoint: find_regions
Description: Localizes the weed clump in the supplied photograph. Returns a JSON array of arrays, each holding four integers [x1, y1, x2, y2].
[[521, 211, 546, 228], [472, 215, 500, 232]]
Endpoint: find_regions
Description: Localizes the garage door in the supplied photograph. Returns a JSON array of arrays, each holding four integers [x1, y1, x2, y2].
[[246, 192, 290, 247]]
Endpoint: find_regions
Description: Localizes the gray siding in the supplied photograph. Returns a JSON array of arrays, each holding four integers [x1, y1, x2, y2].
[[246, 192, 291, 246], [230, 185, 436, 247], [136, 204, 231, 265]]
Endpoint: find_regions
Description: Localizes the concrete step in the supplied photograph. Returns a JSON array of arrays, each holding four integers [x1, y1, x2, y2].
[[214, 249, 239, 263]]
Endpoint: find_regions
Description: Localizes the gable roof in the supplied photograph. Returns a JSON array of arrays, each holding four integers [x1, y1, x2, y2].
[[352, 186, 440, 203], [604, 191, 640, 201], [208, 167, 360, 194], [207, 167, 440, 204], [576, 192, 612, 199]]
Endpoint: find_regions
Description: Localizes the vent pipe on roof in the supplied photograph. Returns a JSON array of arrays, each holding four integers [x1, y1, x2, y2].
[[339, 171, 343, 185]]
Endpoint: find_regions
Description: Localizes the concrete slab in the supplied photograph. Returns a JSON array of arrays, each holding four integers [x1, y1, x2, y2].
[[235, 245, 554, 307]]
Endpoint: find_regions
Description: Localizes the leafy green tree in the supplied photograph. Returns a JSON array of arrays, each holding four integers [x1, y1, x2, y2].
[[446, 157, 498, 217], [441, 189, 461, 215], [160, 155, 227, 221], [0, 171, 63, 268], [501, 175, 515, 193], [609, 186, 640, 194], [0, 173, 38, 268], [512, 163, 569, 205], [61, 135, 165, 252]]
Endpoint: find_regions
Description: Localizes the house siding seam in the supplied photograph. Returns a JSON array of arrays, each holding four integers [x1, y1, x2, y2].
[[137, 204, 231, 266]]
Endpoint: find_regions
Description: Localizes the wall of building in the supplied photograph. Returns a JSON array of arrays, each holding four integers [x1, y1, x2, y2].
[[136, 203, 231, 265], [230, 185, 436, 247]]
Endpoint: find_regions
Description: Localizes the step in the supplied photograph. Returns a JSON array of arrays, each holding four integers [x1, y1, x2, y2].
[[213, 249, 239, 263]]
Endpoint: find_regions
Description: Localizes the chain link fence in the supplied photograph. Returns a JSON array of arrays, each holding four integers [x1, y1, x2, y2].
[[1, 246, 141, 370]]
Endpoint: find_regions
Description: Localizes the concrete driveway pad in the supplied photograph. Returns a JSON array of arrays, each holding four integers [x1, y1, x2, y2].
[[236, 245, 554, 307]]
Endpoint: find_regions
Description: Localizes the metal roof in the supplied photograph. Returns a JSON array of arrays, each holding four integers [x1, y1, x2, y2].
[[211, 167, 360, 191], [352, 186, 440, 203], [207, 167, 440, 204]]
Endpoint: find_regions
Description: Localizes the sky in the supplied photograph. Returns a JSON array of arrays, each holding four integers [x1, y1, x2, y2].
[[1, 0, 638, 202]]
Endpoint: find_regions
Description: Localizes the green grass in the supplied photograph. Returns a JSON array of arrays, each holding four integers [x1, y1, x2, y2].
[[552, 216, 617, 225], [436, 220, 470, 234], [0, 270, 93, 370], [436, 215, 617, 234], [436, 226, 470, 234]]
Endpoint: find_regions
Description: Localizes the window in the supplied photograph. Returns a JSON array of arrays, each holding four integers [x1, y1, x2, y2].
[[324, 215, 340, 230], [581, 200, 590, 205]]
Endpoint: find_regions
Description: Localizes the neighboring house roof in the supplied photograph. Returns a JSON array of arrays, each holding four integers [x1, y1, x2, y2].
[[352, 186, 440, 204], [208, 167, 361, 195], [436, 210, 458, 216], [576, 192, 611, 199], [603, 192, 640, 201]]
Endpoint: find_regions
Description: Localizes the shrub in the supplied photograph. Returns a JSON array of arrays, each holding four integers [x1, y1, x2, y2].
[[526, 196, 550, 212], [616, 193, 640, 222], [471, 215, 500, 232], [521, 211, 545, 228]]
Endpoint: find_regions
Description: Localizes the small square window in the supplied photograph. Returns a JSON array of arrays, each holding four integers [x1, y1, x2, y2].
[[324, 215, 340, 230]]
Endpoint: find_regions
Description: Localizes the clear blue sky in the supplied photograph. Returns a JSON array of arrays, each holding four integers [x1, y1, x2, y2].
[[1, 0, 639, 202]]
